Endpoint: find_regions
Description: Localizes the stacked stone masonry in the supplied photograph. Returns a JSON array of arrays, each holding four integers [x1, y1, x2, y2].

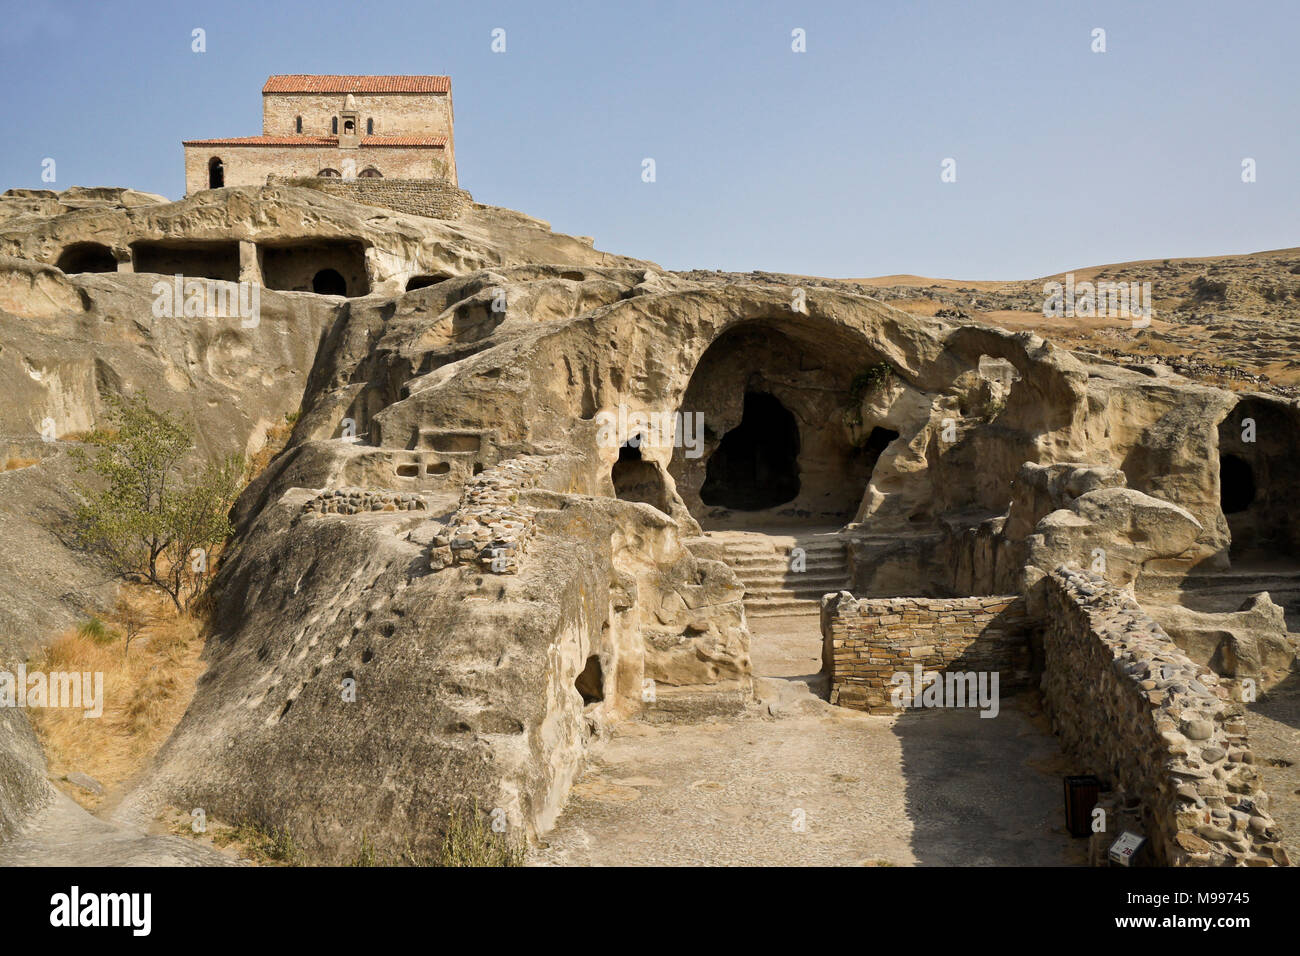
[[1042, 567, 1288, 866], [428, 456, 550, 574], [268, 175, 471, 220], [302, 487, 428, 515], [821, 593, 1031, 714]]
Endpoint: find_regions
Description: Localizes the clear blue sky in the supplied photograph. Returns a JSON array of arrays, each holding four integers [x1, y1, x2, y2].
[[3, 0, 1296, 278]]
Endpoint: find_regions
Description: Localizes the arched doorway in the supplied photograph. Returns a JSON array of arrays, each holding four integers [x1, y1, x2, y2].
[[700, 392, 800, 511], [207, 157, 224, 189], [312, 268, 347, 295]]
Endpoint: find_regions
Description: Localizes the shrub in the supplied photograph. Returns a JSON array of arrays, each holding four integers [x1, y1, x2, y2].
[[71, 395, 244, 611]]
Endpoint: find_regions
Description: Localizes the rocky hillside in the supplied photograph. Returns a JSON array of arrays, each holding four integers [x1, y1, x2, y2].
[[678, 247, 1300, 395]]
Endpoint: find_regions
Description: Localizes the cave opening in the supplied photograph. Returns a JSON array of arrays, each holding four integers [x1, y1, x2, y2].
[[1220, 453, 1256, 515], [55, 242, 117, 274], [312, 268, 348, 296], [611, 440, 669, 513], [575, 655, 604, 705], [406, 273, 452, 292], [700, 391, 801, 511], [853, 426, 900, 473]]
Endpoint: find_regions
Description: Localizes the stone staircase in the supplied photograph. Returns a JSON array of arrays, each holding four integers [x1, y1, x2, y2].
[[706, 529, 851, 618]]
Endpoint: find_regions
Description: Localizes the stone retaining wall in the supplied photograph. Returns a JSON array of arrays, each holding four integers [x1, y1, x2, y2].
[[1042, 566, 1287, 866], [820, 593, 1032, 714], [269, 175, 472, 220]]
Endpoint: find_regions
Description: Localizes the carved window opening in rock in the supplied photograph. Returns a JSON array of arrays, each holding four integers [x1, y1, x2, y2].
[[261, 239, 369, 296], [575, 655, 604, 705], [1220, 453, 1255, 514], [852, 426, 900, 477], [207, 157, 224, 189], [406, 273, 452, 292], [700, 392, 801, 511], [312, 269, 348, 296], [426, 462, 450, 476], [359, 167, 383, 178], [612, 440, 670, 513], [130, 240, 241, 281], [318, 168, 340, 178], [396, 463, 419, 478], [56, 242, 116, 274]]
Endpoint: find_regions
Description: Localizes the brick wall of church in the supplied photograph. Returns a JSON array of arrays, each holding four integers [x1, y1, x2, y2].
[[184, 146, 450, 195], [262, 92, 452, 138]]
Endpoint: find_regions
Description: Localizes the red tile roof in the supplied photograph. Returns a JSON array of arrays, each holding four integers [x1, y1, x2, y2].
[[262, 75, 451, 94], [182, 136, 336, 147], [363, 135, 447, 147], [182, 135, 446, 148]]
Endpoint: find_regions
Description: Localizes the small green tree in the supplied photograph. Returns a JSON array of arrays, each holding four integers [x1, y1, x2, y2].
[[71, 395, 244, 611]]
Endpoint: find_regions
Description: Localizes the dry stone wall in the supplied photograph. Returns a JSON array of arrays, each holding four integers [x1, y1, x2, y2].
[[302, 487, 428, 515], [429, 456, 549, 574], [268, 175, 470, 220], [820, 593, 1031, 714], [1042, 566, 1288, 866]]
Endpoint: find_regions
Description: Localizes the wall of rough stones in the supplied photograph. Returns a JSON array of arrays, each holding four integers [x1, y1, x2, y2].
[[185, 147, 452, 194], [1042, 567, 1288, 866], [429, 456, 549, 574], [302, 487, 428, 515], [820, 593, 1032, 714], [268, 175, 471, 220]]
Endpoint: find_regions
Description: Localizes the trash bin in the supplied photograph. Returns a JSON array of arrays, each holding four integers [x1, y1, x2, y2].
[[1064, 775, 1102, 838]]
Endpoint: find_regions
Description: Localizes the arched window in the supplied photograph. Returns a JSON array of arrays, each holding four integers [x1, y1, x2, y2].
[[366, 118, 374, 135], [295, 116, 302, 133], [343, 119, 355, 134], [358, 167, 382, 178], [317, 168, 340, 178], [207, 157, 224, 189], [312, 269, 347, 296], [331, 116, 338, 134]]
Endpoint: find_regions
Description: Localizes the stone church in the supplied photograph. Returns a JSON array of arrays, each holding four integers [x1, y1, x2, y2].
[[182, 75, 457, 195]]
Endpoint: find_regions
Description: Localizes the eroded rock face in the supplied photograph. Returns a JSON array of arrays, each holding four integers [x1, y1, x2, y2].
[[1146, 593, 1297, 689], [3, 184, 1297, 859]]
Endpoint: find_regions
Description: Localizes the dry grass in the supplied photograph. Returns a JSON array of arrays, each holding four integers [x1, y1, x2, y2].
[[245, 411, 297, 480], [2, 456, 39, 471], [27, 587, 205, 810]]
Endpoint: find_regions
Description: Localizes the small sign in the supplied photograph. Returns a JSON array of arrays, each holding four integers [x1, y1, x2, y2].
[[1108, 830, 1146, 867]]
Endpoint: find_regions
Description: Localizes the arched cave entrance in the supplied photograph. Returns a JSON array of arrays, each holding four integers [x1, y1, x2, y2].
[[1216, 400, 1300, 557], [667, 320, 881, 527], [700, 392, 801, 511], [208, 157, 224, 189], [55, 242, 116, 274], [311, 268, 348, 296], [1219, 453, 1255, 514], [611, 441, 669, 513]]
